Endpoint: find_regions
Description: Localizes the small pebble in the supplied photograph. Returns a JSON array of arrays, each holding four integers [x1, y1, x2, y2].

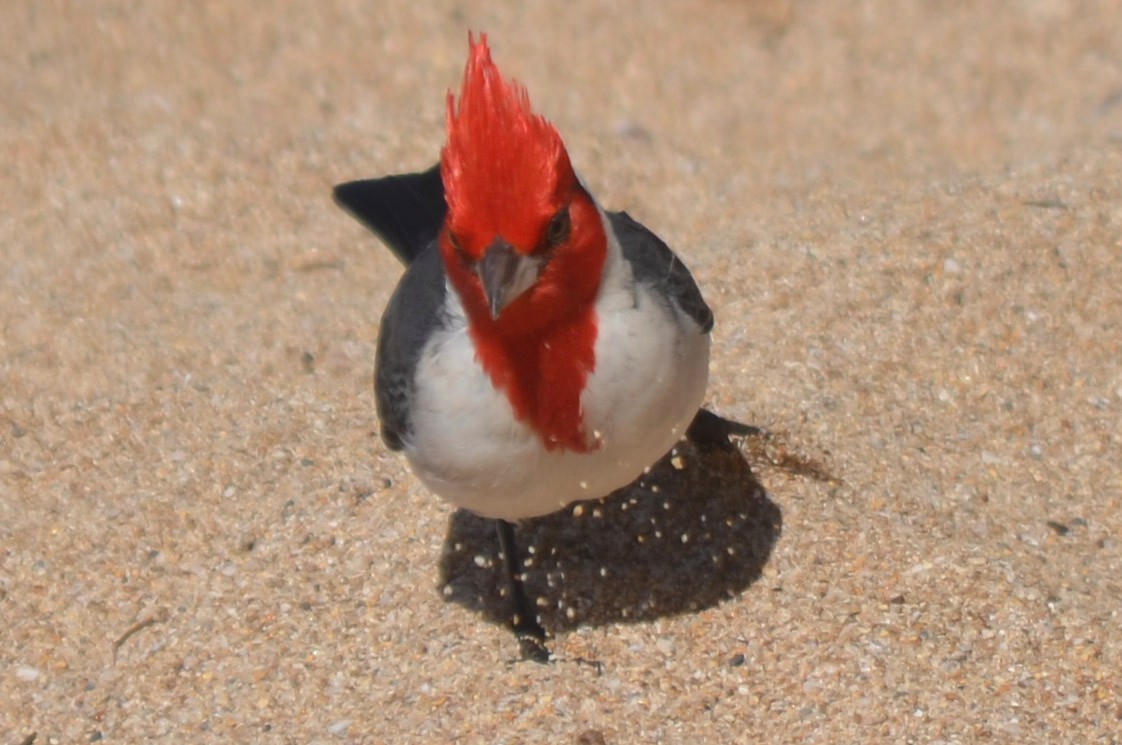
[[16, 665, 40, 681]]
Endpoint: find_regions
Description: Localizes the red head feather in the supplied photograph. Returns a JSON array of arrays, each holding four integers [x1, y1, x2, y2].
[[441, 34, 576, 256]]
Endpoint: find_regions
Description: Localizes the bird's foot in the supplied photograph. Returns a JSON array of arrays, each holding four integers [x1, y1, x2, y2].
[[507, 609, 550, 663], [514, 623, 551, 664]]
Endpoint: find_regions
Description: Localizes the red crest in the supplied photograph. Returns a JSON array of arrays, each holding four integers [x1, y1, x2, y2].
[[441, 34, 575, 256]]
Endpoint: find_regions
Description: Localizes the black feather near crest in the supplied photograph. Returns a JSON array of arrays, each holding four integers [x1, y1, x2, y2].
[[333, 164, 446, 266]]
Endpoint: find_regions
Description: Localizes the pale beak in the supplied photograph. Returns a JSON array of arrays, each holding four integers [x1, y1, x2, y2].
[[477, 237, 543, 319]]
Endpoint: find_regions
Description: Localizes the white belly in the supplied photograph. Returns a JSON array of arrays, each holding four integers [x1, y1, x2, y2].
[[405, 280, 710, 520]]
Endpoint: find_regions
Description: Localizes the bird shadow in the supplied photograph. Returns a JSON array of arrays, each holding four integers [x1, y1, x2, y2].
[[437, 433, 782, 633]]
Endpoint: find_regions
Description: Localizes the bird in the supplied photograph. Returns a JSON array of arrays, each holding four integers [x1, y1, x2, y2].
[[334, 33, 754, 661]]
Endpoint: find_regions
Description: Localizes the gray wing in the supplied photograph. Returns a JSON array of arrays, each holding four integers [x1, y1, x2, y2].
[[608, 210, 713, 333], [374, 243, 449, 450]]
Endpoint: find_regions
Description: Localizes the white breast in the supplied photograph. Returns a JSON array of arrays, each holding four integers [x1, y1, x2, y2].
[[404, 213, 710, 520]]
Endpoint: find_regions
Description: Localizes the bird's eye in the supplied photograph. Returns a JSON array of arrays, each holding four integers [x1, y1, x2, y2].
[[448, 232, 472, 264], [544, 207, 571, 247]]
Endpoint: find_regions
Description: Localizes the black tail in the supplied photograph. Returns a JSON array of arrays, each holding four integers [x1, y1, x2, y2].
[[333, 164, 446, 266]]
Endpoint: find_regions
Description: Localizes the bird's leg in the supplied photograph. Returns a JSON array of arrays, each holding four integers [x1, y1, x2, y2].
[[685, 407, 763, 453], [495, 519, 550, 662]]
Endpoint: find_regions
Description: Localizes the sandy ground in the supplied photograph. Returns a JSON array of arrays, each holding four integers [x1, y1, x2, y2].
[[3, 1, 1122, 742]]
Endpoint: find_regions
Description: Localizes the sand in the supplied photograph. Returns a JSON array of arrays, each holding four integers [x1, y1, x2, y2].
[[3, 1, 1121, 742]]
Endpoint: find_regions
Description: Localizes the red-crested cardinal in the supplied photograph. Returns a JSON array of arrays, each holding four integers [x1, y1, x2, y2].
[[335, 34, 753, 661]]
